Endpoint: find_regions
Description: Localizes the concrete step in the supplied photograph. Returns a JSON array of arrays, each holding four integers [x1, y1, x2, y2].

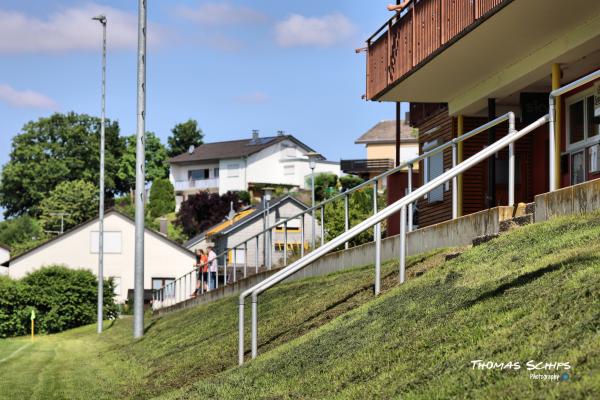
[[472, 233, 500, 246]]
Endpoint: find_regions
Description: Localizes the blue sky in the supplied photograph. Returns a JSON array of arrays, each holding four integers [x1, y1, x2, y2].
[[0, 1, 408, 175]]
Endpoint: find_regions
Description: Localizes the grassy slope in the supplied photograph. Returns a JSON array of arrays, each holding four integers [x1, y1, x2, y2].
[[0, 214, 599, 399], [0, 249, 440, 400], [166, 213, 600, 400]]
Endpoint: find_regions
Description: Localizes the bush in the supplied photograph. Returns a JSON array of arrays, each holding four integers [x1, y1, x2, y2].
[[0, 266, 118, 337], [148, 178, 175, 218], [339, 174, 364, 191]]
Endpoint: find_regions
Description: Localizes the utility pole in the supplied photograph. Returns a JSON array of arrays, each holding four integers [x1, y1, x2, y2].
[[92, 14, 107, 335], [133, 0, 147, 339]]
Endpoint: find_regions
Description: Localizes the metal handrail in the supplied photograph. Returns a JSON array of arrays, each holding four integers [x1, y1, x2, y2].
[[238, 114, 550, 364], [152, 112, 515, 310]]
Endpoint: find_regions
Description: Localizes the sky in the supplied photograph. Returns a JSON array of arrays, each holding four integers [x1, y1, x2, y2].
[[0, 1, 408, 196]]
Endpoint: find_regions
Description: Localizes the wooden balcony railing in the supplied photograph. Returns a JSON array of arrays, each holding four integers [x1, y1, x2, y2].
[[341, 159, 396, 175], [366, 0, 509, 100]]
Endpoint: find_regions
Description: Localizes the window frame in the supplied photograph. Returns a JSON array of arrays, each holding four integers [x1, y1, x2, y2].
[[565, 88, 600, 153]]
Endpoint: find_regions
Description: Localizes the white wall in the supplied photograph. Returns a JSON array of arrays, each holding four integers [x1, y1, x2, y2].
[[218, 158, 246, 194], [7, 212, 195, 303], [0, 247, 10, 276], [247, 139, 341, 189]]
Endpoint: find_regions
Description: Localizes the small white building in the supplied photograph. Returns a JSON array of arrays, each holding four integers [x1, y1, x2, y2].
[[169, 131, 340, 210], [2, 210, 195, 303], [185, 195, 318, 269], [0, 244, 10, 276]]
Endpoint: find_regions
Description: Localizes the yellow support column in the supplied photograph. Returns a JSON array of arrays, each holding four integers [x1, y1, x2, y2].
[[457, 115, 464, 217], [552, 64, 561, 190]]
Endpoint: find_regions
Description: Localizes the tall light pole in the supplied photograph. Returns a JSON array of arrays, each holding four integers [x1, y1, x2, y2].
[[133, 0, 147, 339], [306, 152, 321, 249], [92, 14, 107, 335]]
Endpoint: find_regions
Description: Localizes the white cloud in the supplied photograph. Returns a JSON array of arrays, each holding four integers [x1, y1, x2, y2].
[[275, 13, 356, 48], [0, 84, 59, 110], [0, 3, 164, 53], [173, 3, 267, 26], [234, 92, 269, 104]]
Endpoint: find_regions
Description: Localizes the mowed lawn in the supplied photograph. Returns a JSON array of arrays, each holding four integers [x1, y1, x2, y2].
[[0, 249, 441, 400], [1, 213, 600, 399]]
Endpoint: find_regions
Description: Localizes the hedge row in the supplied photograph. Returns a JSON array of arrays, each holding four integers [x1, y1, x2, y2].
[[0, 266, 118, 337]]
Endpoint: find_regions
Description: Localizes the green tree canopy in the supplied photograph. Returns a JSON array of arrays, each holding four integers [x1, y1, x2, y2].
[[167, 119, 204, 158], [39, 180, 99, 233], [0, 215, 46, 255], [117, 132, 169, 190], [0, 112, 123, 217], [148, 178, 175, 218]]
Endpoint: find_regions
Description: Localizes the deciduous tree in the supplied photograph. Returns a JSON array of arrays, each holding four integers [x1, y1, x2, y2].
[[167, 119, 204, 158]]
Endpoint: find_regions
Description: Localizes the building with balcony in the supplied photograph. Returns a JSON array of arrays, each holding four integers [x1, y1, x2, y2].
[[169, 131, 341, 210], [342, 119, 418, 180], [365, 0, 600, 227]]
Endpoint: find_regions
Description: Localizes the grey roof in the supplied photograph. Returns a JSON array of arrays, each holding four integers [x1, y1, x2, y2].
[[184, 195, 309, 248], [170, 134, 316, 164], [355, 120, 417, 144], [2, 209, 194, 266]]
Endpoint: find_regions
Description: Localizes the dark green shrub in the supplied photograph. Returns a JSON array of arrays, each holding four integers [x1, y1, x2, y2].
[[148, 178, 175, 218], [0, 266, 118, 337]]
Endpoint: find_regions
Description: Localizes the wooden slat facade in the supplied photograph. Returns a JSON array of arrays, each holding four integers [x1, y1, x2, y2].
[[414, 109, 536, 228]]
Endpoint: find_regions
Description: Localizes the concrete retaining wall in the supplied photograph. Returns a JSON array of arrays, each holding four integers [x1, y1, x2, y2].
[[535, 178, 600, 222]]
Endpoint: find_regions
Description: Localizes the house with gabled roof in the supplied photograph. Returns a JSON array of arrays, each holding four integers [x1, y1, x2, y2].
[[2, 210, 195, 303], [169, 130, 340, 210], [185, 195, 318, 270]]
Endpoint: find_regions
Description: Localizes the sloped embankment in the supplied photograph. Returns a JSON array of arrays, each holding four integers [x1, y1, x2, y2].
[[164, 213, 600, 400]]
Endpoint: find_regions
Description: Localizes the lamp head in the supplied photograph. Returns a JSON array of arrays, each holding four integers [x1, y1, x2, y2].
[[306, 152, 321, 170], [92, 15, 107, 24], [263, 187, 274, 202]]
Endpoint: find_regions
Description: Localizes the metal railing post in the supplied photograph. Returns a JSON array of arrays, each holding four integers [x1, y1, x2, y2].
[[301, 217, 305, 257], [408, 163, 413, 232], [238, 300, 245, 365], [251, 295, 258, 359], [549, 96, 556, 192], [233, 247, 237, 283], [373, 181, 381, 295], [452, 142, 458, 219], [344, 193, 349, 250], [399, 204, 407, 284], [508, 116, 516, 206], [255, 236, 259, 274], [244, 242, 248, 278], [283, 222, 288, 266], [201, 269, 204, 294], [320, 206, 325, 247], [224, 255, 228, 286], [216, 265, 219, 290]]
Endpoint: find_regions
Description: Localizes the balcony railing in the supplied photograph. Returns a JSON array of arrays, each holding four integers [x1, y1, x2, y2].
[[341, 159, 395, 175], [366, 0, 509, 100], [174, 178, 219, 191]]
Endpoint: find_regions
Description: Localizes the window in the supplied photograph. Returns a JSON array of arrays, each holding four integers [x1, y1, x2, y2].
[[90, 231, 122, 254], [112, 277, 121, 296], [571, 151, 585, 185], [227, 164, 240, 178], [275, 218, 301, 232], [153, 278, 175, 297], [569, 100, 585, 145], [589, 144, 600, 173], [281, 143, 295, 158], [283, 165, 295, 176], [423, 140, 444, 203], [587, 96, 599, 138], [188, 169, 209, 180], [227, 248, 245, 264], [214, 167, 219, 178]]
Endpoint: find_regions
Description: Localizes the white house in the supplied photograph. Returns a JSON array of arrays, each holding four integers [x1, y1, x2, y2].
[[185, 195, 319, 269], [0, 244, 10, 276], [169, 131, 340, 210], [2, 210, 196, 303]]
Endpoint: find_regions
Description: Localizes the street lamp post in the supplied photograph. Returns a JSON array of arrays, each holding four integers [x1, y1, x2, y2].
[[263, 187, 273, 269], [92, 14, 107, 335], [133, 0, 147, 339], [306, 152, 321, 249]]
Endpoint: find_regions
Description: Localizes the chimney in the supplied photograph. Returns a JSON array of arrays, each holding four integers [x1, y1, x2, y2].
[[277, 130, 285, 136], [159, 218, 168, 237], [252, 129, 259, 140]]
